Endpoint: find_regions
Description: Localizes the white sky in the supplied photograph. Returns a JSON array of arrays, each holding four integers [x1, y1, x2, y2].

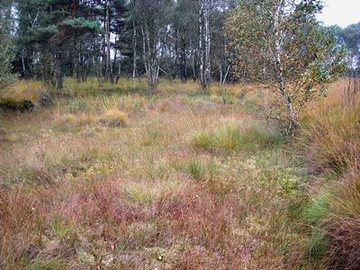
[[317, 0, 360, 28]]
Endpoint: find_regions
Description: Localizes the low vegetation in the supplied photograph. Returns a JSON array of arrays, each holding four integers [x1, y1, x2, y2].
[[299, 85, 360, 270], [0, 78, 359, 269]]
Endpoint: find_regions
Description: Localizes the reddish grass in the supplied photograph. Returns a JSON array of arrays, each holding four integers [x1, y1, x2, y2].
[[61, 179, 152, 238], [156, 185, 226, 244], [299, 81, 360, 269], [323, 171, 360, 270], [0, 185, 54, 265], [300, 86, 360, 175]]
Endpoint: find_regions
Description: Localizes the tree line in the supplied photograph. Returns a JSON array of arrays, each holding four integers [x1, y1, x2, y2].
[[1, 0, 360, 133]]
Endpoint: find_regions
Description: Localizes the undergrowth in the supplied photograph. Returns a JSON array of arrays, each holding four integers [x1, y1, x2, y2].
[[0, 78, 357, 269]]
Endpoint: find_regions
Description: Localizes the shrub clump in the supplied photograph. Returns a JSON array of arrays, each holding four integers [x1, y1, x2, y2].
[[67, 98, 88, 113], [0, 98, 35, 112], [38, 92, 54, 107], [99, 109, 128, 128]]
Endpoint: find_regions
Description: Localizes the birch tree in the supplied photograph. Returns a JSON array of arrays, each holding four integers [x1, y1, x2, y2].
[[199, 0, 211, 92], [133, 0, 174, 92], [227, 0, 346, 134]]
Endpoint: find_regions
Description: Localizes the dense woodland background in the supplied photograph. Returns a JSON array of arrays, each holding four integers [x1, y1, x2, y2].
[[1, 0, 360, 131], [0, 0, 359, 86]]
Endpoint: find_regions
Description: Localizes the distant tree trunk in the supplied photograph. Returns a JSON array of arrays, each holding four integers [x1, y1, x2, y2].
[[190, 39, 197, 81], [54, 52, 63, 90], [95, 42, 104, 86], [180, 37, 187, 82], [105, 2, 113, 83], [172, 28, 178, 80], [204, 2, 211, 86], [21, 49, 27, 78], [141, 24, 159, 93], [132, 20, 137, 86], [219, 65, 230, 104], [199, 0, 211, 93], [199, 2, 205, 92]]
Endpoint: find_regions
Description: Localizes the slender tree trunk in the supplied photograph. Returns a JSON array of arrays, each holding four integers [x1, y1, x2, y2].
[[21, 49, 27, 78], [220, 65, 230, 105], [54, 52, 63, 90], [180, 37, 187, 82], [141, 24, 159, 93], [204, 2, 211, 86], [199, 0, 210, 93], [191, 42, 197, 81], [172, 28, 178, 80], [199, 2, 205, 92], [132, 20, 137, 86], [273, 0, 299, 134], [105, 2, 113, 83]]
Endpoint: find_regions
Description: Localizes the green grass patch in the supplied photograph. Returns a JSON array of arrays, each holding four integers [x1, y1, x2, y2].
[[187, 160, 206, 180], [307, 227, 329, 261], [303, 190, 331, 224], [28, 259, 67, 270], [192, 124, 283, 152]]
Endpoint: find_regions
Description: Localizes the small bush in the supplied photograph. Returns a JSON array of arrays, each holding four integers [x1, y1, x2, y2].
[[99, 109, 128, 128], [38, 92, 54, 107], [123, 180, 181, 206], [303, 191, 332, 261], [0, 98, 35, 112], [67, 98, 88, 113], [240, 125, 283, 149]]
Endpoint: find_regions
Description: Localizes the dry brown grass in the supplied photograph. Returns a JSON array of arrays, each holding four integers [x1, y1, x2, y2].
[[298, 78, 360, 270], [299, 79, 360, 175], [324, 171, 360, 270]]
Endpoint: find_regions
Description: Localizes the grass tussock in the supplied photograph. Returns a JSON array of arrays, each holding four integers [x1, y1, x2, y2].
[[99, 108, 128, 128], [300, 90, 360, 175], [323, 172, 360, 269], [299, 83, 360, 269], [0, 80, 48, 103], [54, 108, 128, 130], [193, 124, 283, 151], [303, 171, 360, 269]]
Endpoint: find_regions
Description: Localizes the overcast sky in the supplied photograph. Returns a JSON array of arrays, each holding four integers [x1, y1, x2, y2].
[[317, 0, 360, 28]]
